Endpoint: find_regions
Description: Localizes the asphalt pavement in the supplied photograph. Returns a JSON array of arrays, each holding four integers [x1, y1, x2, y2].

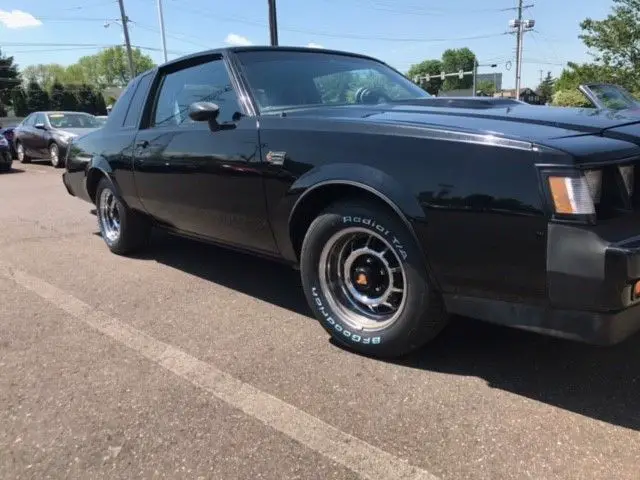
[[1, 161, 639, 480]]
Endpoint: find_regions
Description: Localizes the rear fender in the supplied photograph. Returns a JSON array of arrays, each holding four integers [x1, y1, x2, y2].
[[86, 156, 121, 203]]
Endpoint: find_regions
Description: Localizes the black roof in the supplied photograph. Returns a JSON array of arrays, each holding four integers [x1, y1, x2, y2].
[[157, 45, 384, 70]]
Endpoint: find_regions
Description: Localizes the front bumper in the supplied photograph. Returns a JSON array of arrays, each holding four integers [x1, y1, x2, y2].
[[446, 220, 640, 345], [0, 149, 11, 165]]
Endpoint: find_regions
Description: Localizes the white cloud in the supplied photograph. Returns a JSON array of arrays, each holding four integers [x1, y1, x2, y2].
[[0, 9, 42, 29], [224, 33, 252, 46], [307, 42, 324, 48]]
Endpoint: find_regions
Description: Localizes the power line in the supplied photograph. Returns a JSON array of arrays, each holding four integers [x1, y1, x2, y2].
[[60, 0, 118, 11], [167, 1, 509, 43], [318, 0, 528, 16]]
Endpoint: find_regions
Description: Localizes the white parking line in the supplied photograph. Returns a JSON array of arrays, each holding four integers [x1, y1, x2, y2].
[[1, 264, 440, 480]]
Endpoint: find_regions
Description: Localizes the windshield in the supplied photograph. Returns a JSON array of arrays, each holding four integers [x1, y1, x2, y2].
[[235, 50, 430, 112], [586, 84, 640, 111], [47, 112, 101, 128]]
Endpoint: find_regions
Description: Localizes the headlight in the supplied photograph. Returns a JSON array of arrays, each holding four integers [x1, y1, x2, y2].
[[619, 165, 634, 195], [547, 174, 596, 215], [57, 132, 77, 143]]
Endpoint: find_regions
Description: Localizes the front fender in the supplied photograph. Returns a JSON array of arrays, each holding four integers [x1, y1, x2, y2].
[[271, 162, 428, 265]]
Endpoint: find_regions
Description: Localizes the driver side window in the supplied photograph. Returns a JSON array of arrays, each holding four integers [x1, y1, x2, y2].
[[152, 57, 242, 128]]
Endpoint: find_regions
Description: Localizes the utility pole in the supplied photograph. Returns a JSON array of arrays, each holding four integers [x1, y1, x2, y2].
[[514, 0, 523, 95], [472, 59, 477, 97], [157, 0, 168, 62], [117, 0, 135, 79], [509, 2, 534, 97], [268, 0, 278, 46]]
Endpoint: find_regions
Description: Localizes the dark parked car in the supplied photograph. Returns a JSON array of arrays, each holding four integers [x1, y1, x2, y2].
[[0, 124, 16, 158], [0, 133, 12, 172], [14, 111, 102, 168], [62, 46, 640, 358]]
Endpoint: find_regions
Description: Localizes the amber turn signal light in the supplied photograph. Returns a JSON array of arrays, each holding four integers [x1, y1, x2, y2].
[[633, 280, 640, 300]]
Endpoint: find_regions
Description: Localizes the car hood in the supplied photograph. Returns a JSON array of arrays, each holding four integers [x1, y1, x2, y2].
[[280, 99, 640, 142], [54, 127, 99, 136]]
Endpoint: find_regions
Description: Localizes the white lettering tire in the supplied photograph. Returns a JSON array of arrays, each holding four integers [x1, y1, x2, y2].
[[300, 199, 449, 358]]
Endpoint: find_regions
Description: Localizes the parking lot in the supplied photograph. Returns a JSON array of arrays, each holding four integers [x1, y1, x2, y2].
[[0, 161, 638, 480]]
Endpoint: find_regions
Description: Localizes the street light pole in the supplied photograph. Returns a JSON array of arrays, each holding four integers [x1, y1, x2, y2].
[[268, 0, 278, 46], [117, 0, 135, 79], [156, 0, 168, 62]]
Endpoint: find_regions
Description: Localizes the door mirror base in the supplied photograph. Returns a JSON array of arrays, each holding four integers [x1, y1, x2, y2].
[[34, 123, 47, 130]]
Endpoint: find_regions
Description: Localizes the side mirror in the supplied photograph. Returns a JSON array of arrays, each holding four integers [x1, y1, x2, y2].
[[34, 123, 47, 130], [188, 101, 235, 132], [188, 101, 220, 122]]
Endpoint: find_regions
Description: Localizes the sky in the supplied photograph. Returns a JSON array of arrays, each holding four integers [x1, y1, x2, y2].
[[0, 0, 614, 90]]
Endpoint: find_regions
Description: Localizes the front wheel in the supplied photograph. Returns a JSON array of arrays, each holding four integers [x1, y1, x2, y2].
[[300, 199, 449, 358], [49, 143, 62, 168], [95, 177, 150, 255]]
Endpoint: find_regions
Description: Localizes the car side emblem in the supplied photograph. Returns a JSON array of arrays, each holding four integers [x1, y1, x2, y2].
[[265, 151, 286, 165]]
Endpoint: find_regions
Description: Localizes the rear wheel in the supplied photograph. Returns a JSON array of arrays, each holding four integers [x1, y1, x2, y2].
[[95, 177, 151, 255], [300, 199, 449, 358], [16, 142, 30, 164]]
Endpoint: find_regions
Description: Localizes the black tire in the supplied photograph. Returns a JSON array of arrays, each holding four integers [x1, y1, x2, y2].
[[0, 162, 11, 173], [16, 142, 30, 164], [49, 142, 62, 168], [95, 177, 151, 255], [300, 199, 449, 358]]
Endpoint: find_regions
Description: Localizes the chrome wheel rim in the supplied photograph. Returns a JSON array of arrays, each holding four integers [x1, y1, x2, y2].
[[17, 144, 23, 162], [50, 145, 58, 166], [318, 227, 407, 332], [99, 188, 121, 243]]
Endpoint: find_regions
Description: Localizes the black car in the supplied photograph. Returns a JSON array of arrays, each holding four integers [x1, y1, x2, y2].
[[0, 124, 16, 158], [14, 111, 102, 168], [0, 132, 12, 172], [62, 46, 640, 358]]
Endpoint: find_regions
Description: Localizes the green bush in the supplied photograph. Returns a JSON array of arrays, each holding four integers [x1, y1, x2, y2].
[[551, 90, 593, 108]]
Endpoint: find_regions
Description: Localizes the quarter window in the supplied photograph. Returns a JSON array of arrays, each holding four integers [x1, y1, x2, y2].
[[123, 72, 153, 128], [152, 58, 241, 128]]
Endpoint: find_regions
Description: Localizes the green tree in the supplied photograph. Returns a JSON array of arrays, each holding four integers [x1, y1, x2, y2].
[[580, 0, 640, 71], [551, 90, 594, 108], [441, 48, 476, 91], [537, 71, 556, 104], [11, 88, 28, 116], [476, 80, 496, 97], [61, 87, 77, 111], [22, 64, 67, 91], [26, 80, 49, 112], [407, 59, 443, 95], [554, 62, 620, 92], [49, 81, 66, 111], [90, 46, 155, 87], [74, 84, 94, 113], [0, 49, 21, 112], [21, 46, 156, 92], [93, 90, 107, 115]]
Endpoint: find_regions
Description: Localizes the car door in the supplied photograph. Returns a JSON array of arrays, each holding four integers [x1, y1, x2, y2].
[[132, 54, 278, 254], [32, 113, 50, 157], [18, 114, 37, 157]]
